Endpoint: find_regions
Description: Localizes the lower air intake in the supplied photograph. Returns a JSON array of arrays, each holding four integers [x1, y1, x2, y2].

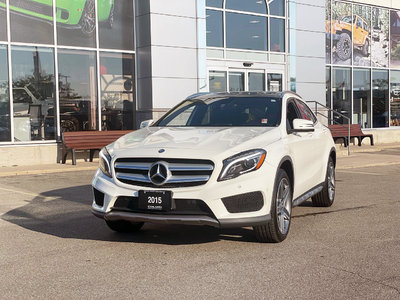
[[222, 192, 264, 213]]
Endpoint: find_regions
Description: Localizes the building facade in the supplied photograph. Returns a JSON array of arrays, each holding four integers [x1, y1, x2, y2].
[[0, 0, 399, 166]]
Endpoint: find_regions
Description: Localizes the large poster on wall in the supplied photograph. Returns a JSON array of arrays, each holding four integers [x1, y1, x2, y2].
[[353, 5, 371, 66], [371, 8, 389, 68], [390, 10, 400, 67], [331, 1, 352, 65]]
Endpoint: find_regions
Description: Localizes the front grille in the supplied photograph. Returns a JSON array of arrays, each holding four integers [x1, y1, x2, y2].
[[112, 197, 215, 217], [114, 158, 214, 188], [9, 0, 53, 17], [222, 192, 264, 213]]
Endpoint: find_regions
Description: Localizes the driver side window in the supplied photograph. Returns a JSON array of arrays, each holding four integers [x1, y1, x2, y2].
[[286, 101, 300, 130]]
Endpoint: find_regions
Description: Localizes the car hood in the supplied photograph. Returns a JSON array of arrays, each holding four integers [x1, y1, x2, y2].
[[109, 127, 281, 160]]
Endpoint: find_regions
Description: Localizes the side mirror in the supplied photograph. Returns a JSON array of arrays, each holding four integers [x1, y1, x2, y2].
[[290, 119, 315, 133], [140, 119, 154, 129]]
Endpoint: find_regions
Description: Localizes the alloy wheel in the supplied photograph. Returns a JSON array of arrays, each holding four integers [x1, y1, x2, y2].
[[276, 177, 291, 235]]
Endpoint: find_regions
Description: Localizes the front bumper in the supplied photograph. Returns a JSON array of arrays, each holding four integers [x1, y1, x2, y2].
[[91, 161, 276, 228], [92, 208, 271, 228]]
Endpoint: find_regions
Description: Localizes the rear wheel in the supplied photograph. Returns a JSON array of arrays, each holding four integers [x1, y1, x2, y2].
[[105, 220, 144, 233], [253, 169, 292, 243], [80, 0, 96, 36], [312, 157, 335, 207], [362, 40, 369, 56]]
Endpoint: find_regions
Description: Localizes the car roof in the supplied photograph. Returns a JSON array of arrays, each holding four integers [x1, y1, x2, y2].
[[186, 91, 301, 101]]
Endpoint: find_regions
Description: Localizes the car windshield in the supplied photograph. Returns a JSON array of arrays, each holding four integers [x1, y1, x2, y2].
[[155, 96, 282, 127], [341, 16, 353, 23]]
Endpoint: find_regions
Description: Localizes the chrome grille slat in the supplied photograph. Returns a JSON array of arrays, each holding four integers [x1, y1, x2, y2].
[[114, 158, 214, 188]]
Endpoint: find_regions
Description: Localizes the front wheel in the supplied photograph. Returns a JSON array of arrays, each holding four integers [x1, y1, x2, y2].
[[253, 169, 292, 243], [336, 33, 352, 61], [105, 220, 144, 233], [312, 157, 335, 207]]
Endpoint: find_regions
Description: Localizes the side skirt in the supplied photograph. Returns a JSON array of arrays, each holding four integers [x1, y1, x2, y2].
[[292, 183, 324, 207]]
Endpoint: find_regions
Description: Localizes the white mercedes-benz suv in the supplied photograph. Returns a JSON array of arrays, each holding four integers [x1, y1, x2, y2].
[[92, 92, 336, 243]]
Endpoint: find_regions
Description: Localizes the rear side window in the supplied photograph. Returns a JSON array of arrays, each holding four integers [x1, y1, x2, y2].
[[295, 99, 317, 123]]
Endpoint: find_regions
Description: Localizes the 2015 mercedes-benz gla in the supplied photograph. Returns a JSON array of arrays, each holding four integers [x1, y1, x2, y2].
[[92, 92, 336, 243]]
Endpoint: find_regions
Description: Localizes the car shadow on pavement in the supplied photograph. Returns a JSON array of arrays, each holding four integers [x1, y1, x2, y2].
[[1, 185, 258, 245]]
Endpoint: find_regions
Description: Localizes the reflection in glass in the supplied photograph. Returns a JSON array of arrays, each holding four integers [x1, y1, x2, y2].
[[371, 8, 389, 68], [390, 11, 400, 67], [248, 73, 265, 92], [206, 10, 223, 47], [206, 0, 223, 8], [229, 72, 244, 92], [0, 45, 10, 142], [390, 71, 400, 126], [209, 71, 227, 92], [332, 67, 351, 124], [372, 70, 389, 128], [269, 0, 284, 17], [226, 13, 267, 51], [331, 1, 352, 65], [9, 0, 54, 44], [99, 0, 134, 50], [268, 74, 282, 92], [353, 69, 371, 128], [56, 0, 97, 48], [325, 0, 331, 64], [100, 52, 135, 130], [58, 50, 97, 132], [270, 18, 285, 52], [0, 0, 6, 41], [326, 67, 331, 108], [226, 0, 267, 14], [352, 5, 371, 67], [11, 46, 56, 141]]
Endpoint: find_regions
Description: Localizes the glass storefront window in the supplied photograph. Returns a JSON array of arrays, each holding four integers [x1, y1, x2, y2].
[[331, 1, 352, 66], [269, 0, 284, 17], [352, 5, 371, 67], [206, 10, 223, 48], [58, 50, 97, 132], [372, 70, 389, 128], [390, 71, 400, 126], [9, 0, 54, 44], [229, 72, 244, 92], [353, 69, 371, 128], [226, 13, 268, 51], [248, 73, 265, 92], [100, 52, 135, 131], [268, 74, 282, 92], [332, 67, 351, 124], [326, 67, 331, 108], [225, 0, 267, 14], [270, 18, 285, 52], [11, 46, 56, 141], [206, 0, 223, 8], [99, 0, 134, 51], [0, 0, 7, 41], [209, 71, 227, 92], [56, 0, 96, 48], [0, 45, 10, 142], [371, 8, 389, 68]]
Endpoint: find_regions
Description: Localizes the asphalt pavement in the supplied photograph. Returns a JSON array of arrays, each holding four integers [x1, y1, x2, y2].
[[0, 148, 399, 299]]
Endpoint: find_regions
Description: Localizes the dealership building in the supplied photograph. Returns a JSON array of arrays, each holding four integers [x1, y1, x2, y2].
[[0, 0, 400, 166]]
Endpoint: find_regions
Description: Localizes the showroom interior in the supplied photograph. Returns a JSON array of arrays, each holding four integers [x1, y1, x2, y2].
[[0, 0, 399, 166]]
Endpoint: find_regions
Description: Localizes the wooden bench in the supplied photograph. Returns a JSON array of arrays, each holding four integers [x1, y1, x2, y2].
[[328, 124, 374, 147], [61, 130, 132, 165]]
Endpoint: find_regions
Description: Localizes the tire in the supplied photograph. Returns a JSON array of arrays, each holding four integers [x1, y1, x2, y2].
[[253, 169, 292, 243], [362, 40, 369, 57], [79, 0, 96, 36], [105, 220, 144, 233], [336, 33, 352, 61], [312, 157, 335, 207]]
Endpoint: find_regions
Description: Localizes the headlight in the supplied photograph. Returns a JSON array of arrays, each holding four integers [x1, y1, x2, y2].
[[99, 147, 112, 178], [218, 149, 266, 181]]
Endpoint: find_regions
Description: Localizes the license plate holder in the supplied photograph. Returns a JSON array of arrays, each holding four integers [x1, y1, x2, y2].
[[138, 190, 172, 211]]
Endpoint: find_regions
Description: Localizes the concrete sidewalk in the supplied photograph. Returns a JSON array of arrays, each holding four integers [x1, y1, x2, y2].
[[0, 144, 399, 177]]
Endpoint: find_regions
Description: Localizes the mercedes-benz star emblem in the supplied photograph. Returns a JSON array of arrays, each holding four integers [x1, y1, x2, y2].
[[148, 162, 170, 185]]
